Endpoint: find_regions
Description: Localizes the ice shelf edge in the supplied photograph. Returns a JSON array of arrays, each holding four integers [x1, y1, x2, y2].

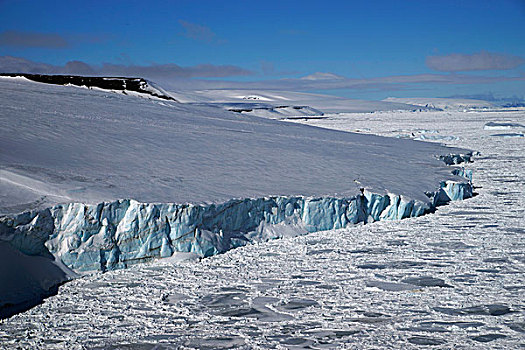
[[0, 153, 474, 274]]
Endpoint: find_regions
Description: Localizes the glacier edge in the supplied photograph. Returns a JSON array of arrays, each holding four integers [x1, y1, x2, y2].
[[1, 163, 473, 274]]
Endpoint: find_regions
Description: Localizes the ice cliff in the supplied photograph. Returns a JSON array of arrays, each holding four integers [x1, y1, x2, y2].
[[0, 153, 473, 318], [1, 164, 472, 274]]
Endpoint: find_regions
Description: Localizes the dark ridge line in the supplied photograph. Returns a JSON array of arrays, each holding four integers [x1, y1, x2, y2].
[[0, 73, 178, 102]]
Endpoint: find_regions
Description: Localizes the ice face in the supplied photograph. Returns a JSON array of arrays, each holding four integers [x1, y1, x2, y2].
[[1, 173, 472, 273], [491, 133, 524, 138], [439, 153, 472, 165], [452, 168, 473, 182], [225, 103, 325, 119]]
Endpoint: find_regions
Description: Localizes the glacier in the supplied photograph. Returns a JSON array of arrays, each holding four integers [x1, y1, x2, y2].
[[0, 77, 476, 319]]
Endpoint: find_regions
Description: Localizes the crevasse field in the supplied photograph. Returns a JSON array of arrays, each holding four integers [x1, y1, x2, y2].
[[0, 77, 524, 349]]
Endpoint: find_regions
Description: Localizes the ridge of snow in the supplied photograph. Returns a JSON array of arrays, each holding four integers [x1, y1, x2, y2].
[[384, 97, 496, 110], [2, 167, 472, 271], [0, 73, 178, 102]]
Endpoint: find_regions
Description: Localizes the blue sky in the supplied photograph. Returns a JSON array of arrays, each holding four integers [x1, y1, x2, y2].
[[0, 0, 524, 100]]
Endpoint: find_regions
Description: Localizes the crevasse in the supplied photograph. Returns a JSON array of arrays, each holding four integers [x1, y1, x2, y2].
[[0, 160, 473, 273]]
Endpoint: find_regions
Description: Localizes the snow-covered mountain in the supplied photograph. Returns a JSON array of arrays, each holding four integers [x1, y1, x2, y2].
[[0, 73, 177, 101], [384, 97, 496, 110], [169, 89, 437, 114]]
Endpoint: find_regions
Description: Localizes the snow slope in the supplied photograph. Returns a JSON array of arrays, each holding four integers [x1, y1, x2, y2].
[[0, 74, 177, 102], [0, 78, 468, 213], [170, 89, 434, 114]]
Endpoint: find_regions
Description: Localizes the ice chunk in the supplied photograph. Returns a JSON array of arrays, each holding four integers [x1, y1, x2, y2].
[[490, 133, 524, 138], [439, 153, 472, 165], [484, 122, 524, 130]]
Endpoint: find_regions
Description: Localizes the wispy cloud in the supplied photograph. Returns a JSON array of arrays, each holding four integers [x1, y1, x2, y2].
[[0, 30, 69, 48], [178, 20, 218, 43], [159, 71, 525, 91], [300, 72, 346, 81], [426, 51, 525, 72], [0, 56, 254, 79]]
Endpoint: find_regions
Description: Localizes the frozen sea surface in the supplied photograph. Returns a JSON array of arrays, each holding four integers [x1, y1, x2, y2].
[[1, 110, 524, 349]]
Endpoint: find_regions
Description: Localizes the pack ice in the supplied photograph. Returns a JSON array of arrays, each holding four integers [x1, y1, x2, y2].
[[0, 78, 473, 317]]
